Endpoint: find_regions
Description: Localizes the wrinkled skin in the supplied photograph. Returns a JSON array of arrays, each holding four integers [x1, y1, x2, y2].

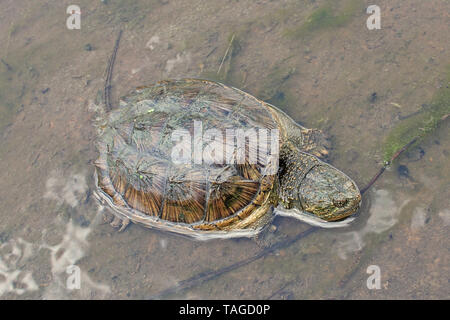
[[277, 143, 361, 222]]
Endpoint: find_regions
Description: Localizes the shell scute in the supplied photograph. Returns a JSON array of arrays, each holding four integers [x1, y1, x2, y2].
[[96, 79, 278, 232]]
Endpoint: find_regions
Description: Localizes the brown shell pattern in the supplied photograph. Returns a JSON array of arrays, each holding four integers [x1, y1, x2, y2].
[[95, 79, 278, 228]]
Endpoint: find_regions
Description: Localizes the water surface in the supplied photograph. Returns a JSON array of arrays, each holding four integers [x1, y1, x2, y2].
[[0, 0, 448, 299]]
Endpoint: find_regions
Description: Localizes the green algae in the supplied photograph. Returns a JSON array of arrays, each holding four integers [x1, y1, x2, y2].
[[202, 50, 297, 110], [257, 62, 297, 108], [92, 0, 158, 30], [382, 66, 450, 162], [283, 0, 362, 39], [0, 60, 25, 131]]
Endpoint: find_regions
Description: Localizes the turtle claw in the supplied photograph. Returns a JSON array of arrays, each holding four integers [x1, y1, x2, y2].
[[118, 218, 130, 232], [254, 225, 280, 250], [102, 211, 115, 224], [312, 148, 329, 159], [320, 148, 329, 157], [110, 215, 130, 232], [254, 237, 268, 250], [312, 151, 322, 158]]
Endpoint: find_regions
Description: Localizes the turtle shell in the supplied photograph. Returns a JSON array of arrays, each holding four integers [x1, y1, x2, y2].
[[95, 79, 279, 235]]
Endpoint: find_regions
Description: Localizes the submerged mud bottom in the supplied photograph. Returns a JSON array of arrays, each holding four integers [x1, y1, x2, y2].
[[148, 226, 318, 299]]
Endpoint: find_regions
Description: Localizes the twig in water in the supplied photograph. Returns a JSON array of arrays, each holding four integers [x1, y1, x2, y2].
[[266, 283, 291, 300], [360, 137, 417, 194], [217, 34, 235, 75], [1, 58, 12, 72]]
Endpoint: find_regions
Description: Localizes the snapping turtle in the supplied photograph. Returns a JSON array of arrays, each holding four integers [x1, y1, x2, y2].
[[93, 32, 361, 239]]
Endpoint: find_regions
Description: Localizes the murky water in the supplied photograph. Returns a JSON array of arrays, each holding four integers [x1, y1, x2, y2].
[[0, 0, 448, 299]]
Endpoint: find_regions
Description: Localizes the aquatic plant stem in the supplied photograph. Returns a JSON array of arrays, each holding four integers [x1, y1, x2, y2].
[[360, 137, 418, 195], [217, 34, 235, 75]]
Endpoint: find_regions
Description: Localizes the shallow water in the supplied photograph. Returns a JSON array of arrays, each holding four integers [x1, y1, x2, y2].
[[0, 0, 448, 299]]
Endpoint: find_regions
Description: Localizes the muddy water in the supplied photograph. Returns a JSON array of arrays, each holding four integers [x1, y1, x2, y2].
[[0, 0, 448, 299]]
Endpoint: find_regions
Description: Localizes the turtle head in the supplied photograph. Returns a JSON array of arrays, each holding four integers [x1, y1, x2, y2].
[[295, 163, 361, 221]]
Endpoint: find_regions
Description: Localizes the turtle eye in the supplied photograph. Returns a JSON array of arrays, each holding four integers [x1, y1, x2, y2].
[[333, 198, 348, 208]]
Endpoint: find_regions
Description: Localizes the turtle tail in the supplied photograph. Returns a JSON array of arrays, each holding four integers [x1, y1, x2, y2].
[[103, 30, 123, 112]]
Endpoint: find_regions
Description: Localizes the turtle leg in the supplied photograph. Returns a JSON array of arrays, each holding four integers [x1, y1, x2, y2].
[[266, 104, 330, 160], [254, 227, 275, 249], [118, 218, 130, 232], [296, 128, 330, 160], [110, 215, 130, 232], [253, 224, 288, 250]]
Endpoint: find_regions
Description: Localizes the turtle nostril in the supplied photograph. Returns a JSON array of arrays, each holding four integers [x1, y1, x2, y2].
[[333, 198, 348, 208]]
